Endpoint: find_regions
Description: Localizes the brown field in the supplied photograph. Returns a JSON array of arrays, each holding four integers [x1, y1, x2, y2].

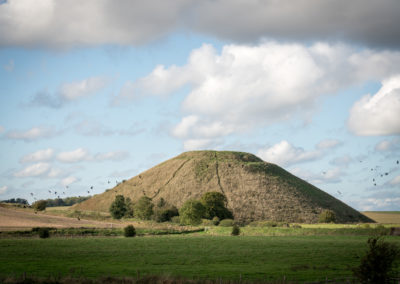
[[362, 211, 400, 224], [0, 204, 122, 231]]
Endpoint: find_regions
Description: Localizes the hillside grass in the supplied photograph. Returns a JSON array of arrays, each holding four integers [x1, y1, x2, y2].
[[2, 235, 399, 282]]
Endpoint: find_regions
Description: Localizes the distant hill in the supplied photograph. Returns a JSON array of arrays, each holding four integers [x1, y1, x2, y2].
[[75, 151, 373, 223]]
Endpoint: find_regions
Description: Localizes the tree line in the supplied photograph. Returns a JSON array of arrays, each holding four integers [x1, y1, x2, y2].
[[109, 191, 233, 225]]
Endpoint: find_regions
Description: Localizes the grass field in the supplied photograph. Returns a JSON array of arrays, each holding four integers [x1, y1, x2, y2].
[[362, 211, 400, 223], [1, 235, 400, 282]]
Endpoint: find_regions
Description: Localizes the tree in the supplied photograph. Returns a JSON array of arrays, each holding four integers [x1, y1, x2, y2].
[[109, 195, 127, 219], [179, 199, 206, 225], [124, 225, 136, 237], [33, 200, 47, 211], [125, 197, 134, 218], [201, 191, 233, 220], [134, 196, 154, 220], [353, 237, 399, 283], [153, 206, 179, 222], [318, 209, 336, 223]]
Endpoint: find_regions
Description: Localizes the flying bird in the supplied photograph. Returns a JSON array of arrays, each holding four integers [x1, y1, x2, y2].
[[30, 193, 33, 196], [90, 186, 93, 189]]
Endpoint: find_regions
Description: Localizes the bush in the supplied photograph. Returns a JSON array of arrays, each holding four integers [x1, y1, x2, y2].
[[109, 195, 127, 219], [201, 191, 233, 220], [134, 196, 154, 220], [318, 209, 336, 223], [231, 224, 240, 236], [124, 225, 136, 237], [33, 200, 47, 211], [170, 216, 181, 224], [212, 216, 220, 226], [153, 206, 179, 223], [38, 228, 50, 238], [124, 197, 134, 218], [219, 219, 235, 227], [179, 199, 206, 225], [353, 237, 399, 283], [202, 219, 214, 226]]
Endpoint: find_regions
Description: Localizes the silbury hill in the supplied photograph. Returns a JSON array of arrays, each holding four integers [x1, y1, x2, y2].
[[75, 151, 372, 223]]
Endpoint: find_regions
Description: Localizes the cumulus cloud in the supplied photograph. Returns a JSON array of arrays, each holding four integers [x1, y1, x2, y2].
[[0, 185, 8, 194], [93, 151, 129, 162], [5, 126, 57, 141], [29, 76, 109, 108], [20, 148, 54, 163], [390, 175, 400, 185], [348, 75, 400, 136], [257, 140, 321, 167], [56, 148, 89, 163], [290, 167, 342, 185], [375, 138, 400, 152], [316, 139, 342, 150], [118, 42, 400, 147], [14, 162, 51, 177], [330, 155, 354, 168], [60, 176, 78, 187], [1, 0, 399, 48]]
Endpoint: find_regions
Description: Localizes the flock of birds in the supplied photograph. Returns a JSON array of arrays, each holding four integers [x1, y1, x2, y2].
[[29, 180, 121, 202]]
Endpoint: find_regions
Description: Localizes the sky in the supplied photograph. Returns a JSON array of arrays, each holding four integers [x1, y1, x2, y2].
[[0, 0, 399, 211]]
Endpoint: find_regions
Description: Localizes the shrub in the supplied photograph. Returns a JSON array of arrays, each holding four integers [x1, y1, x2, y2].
[[109, 195, 127, 219], [231, 224, 240, 236], [318, 209, 336, 223], [134, 196, 154, 220], [353, 237, 399, 283], [124, 225, 136, 237], [265, 221, 278, 227], [202, 219, 214, 226], [212, 216, 220, 226], [153, 206, 179, 223], [124, 197, 134, 218], [219, 219, 235, 227], [179, 199, 206, 225], [170, 216, 181, 224], [201, 191, 233, 220], [38, 228, 50, 238], [33, 200, 47, 211], [157, 198, 166, 208]]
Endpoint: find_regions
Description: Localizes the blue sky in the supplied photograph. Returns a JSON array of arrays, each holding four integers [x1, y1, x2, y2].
[[0, 0, 399, 211]]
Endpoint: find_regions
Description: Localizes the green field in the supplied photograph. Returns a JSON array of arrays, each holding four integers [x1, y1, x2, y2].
[[1, 235, 399, 282]]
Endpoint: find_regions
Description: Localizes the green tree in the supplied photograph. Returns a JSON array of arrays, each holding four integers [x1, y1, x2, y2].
[[318, 209, 336, 223], [109, 195, 127, 219], [125, 197, 134, 218], [201, 191, 233, 220], [134, 196, 154, 220], [353, 237, 399, 283], [33, 200, 47, 211], [179, 199, 206, 225]]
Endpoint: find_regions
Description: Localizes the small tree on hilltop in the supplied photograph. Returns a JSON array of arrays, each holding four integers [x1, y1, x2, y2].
[[201, 191, 233, 220], [179, 199, 206, 225], [109, 195, 127, 219], [134, 196, 154, 220], [33, 200, 47, 211], [318, 209, 336, 223]]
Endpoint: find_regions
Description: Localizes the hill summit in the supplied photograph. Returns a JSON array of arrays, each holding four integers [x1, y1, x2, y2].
[[75, 151, 372, 223]]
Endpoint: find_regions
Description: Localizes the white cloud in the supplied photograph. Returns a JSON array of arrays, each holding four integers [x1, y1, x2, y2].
[[390, 175, 400, 185], [119, 42, 400, 146], [57, 148, 89, 163], [316, 139, 341, 150], [5, 126, 57, 141], [348, 75, 400, 136], [257, 140, 320, 167], [183, 139, 215, 151], [3, 59, 14, 72], [1, 0, 399, 48], [29, 76, 109, 108], [0, 185, 8, 194], [356, 197, 400, 211], [291, 167, 342, 185], [330, 155, 354, 167], [47, 168, 63, 178], [61, 176, 78, 187], [14, 162, 51, 177], [20, 148, 54, 163], [93, 151, 129, 162], [60, 77, 108, 101], [375, 138, 400, 152], [0, 125, 4, 133]]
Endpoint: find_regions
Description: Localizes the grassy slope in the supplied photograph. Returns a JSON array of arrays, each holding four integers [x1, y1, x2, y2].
[[362, 211, 400, 223], [75, 151, 372, 223], [2, 235, 399, 281]]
